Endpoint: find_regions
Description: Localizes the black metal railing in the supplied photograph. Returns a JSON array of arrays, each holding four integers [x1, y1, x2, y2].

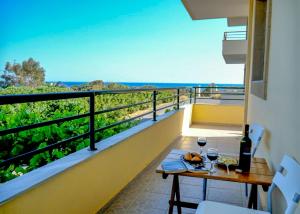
[[192, 86, 245, 103], [223, 31, 247, 41], [0, 86, 244, 168], [0, 88, 190, 167]]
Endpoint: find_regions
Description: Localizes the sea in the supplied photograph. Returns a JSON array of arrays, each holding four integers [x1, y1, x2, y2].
[[53, 82, 243, 88]]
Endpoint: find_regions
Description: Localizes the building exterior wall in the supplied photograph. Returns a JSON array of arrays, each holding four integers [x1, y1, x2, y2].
[[247, 0, 300, 213], [192, 104, 244, 125], [0, 110, 184, 214]]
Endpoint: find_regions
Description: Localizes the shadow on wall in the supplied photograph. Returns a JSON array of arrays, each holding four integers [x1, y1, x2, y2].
[[256, 128, 272, 165]]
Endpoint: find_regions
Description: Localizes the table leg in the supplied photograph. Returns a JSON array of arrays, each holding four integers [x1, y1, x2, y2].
[[174, 175, 182, 214], [203, 178, 207, 200], [169, 175, 181, 214], [167, 175, 201, 212], [168, 175, 177, 214], [248, 184, 258, 209], [245, 183, 248, 197]]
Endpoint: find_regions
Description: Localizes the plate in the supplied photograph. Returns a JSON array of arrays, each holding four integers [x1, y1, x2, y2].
[[217, 155, 239, 169]]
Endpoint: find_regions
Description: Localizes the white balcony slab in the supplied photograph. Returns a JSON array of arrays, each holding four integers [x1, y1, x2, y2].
[[227, 17, 248, 26], [182, 0, 248, 20], [222, 40, 247, 64]]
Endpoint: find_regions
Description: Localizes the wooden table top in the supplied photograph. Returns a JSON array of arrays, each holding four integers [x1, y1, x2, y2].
[[156, 149, 273, 186]]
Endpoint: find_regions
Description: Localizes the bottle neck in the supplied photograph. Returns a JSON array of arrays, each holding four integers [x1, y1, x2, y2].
[[244, 124, 250, 137]]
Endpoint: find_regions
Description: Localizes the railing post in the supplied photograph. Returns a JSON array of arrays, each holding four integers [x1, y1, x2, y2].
[[89, 92, 97, 151], [152, 90, 157, 121], [177, 89, 180, 110], [194, 87, 197, 104], [189, 88, 192, 104]]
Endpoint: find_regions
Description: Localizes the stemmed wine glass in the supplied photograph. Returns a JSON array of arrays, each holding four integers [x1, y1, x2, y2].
[[197, 137, 207, 154], [207, 148, 219, 174]]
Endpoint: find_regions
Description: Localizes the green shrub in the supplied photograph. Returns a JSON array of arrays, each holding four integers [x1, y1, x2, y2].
[[0, 86, 175, 182]]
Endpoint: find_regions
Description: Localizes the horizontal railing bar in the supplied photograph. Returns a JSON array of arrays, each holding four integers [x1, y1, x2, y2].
[[0, 113, 90, 136], [156, 89, 178, 93], [225, 35, 247, 37], [0, 92, 91, 105], [193, 86, 244, 89], [195, 92, 245, 95], [94, 87, 186, 95], [195, 98, 245, 101], [178, 100, 188, 105], [179, 99, 189, 102], [156, 95, 177, 102], [179, 93, 190, 96], [224, 30, 247, 33], [95, 100, 152, 115], [95, 111, 153, 133], [0, 133, 90, 167], [0, 87, 188, 105], [225, 33, 247, 35], [156, 103, 178, 112]]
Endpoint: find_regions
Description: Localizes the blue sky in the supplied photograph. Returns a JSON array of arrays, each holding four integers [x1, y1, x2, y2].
[[0, 0, 245, 83]]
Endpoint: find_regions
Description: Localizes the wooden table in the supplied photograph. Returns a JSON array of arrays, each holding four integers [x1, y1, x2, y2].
[[156, 149, 273, 214]]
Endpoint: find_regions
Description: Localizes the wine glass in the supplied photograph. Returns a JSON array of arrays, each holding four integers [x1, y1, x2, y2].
[[197, 137, 207, 154], [207, 148, 219, 174]]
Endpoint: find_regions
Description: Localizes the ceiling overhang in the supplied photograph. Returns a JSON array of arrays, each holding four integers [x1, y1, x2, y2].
[[182, 0, 249, 20]]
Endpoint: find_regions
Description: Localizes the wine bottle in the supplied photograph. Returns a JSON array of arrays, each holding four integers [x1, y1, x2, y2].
[[238, 124, 252, 173]]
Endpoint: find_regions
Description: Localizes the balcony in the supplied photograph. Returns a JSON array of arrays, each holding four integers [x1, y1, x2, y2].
[[0, 86, 246, 213], [222, 31, 247, 64]]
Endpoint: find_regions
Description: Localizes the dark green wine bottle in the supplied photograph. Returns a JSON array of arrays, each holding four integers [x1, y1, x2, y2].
[[238, 124, 252, 172]]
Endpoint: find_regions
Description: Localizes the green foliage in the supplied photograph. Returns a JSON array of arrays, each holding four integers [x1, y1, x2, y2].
[[0, 85, 175, 182], [0, 58, 45, 87], [72, 80, 105, 91]]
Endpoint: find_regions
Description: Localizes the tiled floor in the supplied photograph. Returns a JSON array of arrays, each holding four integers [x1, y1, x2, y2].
[[99, 124, 247, 214]]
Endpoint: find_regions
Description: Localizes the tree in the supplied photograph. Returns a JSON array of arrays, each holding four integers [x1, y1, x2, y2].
[[89, 80, 104, 90], [106, 82, 129, 90], [0, 58, 45, 87], [72, 80, 105, 91]]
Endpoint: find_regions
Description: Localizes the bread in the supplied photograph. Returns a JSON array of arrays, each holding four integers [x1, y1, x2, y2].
[[191, 152, 201, 158], [191, 156, 202, 162], [184, 152, 192, 161], [184, 152, 202, 162]]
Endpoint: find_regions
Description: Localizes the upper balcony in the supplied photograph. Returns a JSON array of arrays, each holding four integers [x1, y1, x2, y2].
[[222, 31, 248, 64]]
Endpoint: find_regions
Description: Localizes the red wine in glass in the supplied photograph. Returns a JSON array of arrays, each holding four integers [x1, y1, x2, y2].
[[207, 148, 218, 174], [207, 153, 218, 161], [197, 137, 207, 154]]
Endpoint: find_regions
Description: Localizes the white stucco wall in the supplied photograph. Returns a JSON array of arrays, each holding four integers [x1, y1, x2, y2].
[[247, 0, 300, 213]]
